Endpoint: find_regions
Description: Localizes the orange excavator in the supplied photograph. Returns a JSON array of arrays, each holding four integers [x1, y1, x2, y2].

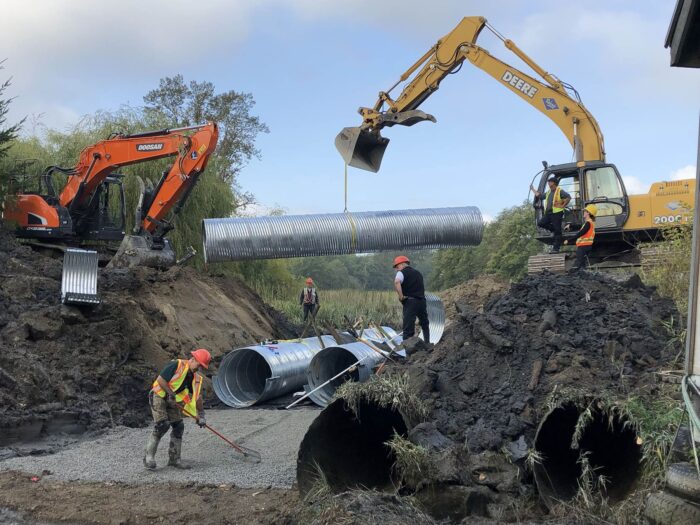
[[4, 122, 218, 268]]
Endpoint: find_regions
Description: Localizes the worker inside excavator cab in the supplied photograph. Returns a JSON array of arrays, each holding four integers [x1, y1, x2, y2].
[[556, 173, 583, 233]]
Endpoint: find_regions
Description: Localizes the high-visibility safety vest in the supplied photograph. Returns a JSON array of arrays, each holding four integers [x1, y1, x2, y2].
[[545, 186, 566, 213], [151, 359, 203, 417], [576, 219, 595, 247]]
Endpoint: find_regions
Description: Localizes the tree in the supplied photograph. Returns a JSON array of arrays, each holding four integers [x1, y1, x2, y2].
[[431, 202, 540, 288], [143, 75, 269, 184], [0, 61, 23, 160]]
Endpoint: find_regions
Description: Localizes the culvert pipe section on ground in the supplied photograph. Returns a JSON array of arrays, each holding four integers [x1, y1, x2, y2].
[[304, 333, 398, 408], [213, 335, 338, 408], [202, 206, 484, 263], [213, 328, 399, 408], [533, 400, 643, 508]]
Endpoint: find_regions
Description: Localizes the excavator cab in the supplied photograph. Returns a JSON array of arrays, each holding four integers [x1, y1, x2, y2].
[[534, 161, 630, 247]]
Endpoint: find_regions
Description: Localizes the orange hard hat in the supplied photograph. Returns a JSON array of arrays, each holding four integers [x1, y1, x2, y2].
[[305, 277, 313, 285], [191, 348, 211, 369], [393, 255, 410, 267]]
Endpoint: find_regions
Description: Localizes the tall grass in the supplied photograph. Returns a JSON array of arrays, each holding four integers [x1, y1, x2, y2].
[[641, 220, 693, 317], [255, 284, 402, 329]]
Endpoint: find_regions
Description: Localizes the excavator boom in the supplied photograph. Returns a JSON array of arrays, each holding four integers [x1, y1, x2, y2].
[[336, 16, 605, 172]]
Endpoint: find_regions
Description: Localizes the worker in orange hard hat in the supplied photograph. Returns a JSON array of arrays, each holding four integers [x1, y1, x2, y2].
[[565, 204, 597, 271], [299, 277, 320, 322], [393, 255, 430, 345], [143, 348, 211, 470]]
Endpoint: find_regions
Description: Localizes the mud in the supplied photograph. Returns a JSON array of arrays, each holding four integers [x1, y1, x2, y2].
[[0, 470, 297, 525], [0, 229, 294, 450], [403, 271, 678, 452]]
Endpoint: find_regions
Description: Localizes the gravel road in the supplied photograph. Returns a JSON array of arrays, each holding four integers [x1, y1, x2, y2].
[[0, 408, 318, 488]]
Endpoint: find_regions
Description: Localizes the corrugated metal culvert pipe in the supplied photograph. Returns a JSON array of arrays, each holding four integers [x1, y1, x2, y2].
[[213, 329, 398, 408], [202, 206, 483, 262]]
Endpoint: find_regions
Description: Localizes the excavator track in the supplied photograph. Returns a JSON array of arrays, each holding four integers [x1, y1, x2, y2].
[[527, 253, 567, 274]]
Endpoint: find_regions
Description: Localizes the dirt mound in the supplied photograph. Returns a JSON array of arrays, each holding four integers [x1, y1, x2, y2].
[[404, 271, 679, 451], [0, 229, 293, 445], [439, 274, 509, 321]]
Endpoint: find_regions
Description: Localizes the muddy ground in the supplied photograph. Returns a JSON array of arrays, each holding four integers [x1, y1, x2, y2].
[[0, 228, 294, 448], [0, 470, 298, 525]]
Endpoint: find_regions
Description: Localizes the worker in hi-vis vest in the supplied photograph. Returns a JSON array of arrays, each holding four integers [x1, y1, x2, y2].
[[143, 349, 211, 470], [299, 277, 320, 322], [565, 204, 597, 270], [534, 175, 571, 253]]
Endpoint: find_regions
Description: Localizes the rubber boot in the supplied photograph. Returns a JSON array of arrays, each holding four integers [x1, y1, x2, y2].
[[143, 432, 160, 470], [168, 437, 191, 469]]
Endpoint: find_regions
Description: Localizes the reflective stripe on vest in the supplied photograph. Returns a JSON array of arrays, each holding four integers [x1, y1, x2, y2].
[[576, 219, 595, 247], [152, 359, 193, 403], [183, 374, 203, 418], [546, 186, 566, 213]]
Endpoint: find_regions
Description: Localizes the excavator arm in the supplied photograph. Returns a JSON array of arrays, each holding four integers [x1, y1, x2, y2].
[[336, 16, 605, 172], [60, 122, 218, 235]]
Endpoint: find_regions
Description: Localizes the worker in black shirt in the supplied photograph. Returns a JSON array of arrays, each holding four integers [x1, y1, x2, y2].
[[393, 255, 430, 345], [533, 175, 571, 253]]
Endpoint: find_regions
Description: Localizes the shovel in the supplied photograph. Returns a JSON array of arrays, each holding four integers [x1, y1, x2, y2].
[[180, 406, 261, 463]]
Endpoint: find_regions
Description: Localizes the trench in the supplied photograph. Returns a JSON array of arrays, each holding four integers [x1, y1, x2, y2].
[[297, 398, 408, 495], [533, 401, 642, 507]]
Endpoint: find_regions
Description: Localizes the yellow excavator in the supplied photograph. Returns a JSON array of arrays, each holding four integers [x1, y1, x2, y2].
[[335, 16, 695, 271]]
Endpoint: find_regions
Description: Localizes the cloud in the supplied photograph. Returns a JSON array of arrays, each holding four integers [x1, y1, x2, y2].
[[623, 175, 650, 194], [2, 0, 259, 128], [514, 4, 700, 103], [671, 165, 697, 180]]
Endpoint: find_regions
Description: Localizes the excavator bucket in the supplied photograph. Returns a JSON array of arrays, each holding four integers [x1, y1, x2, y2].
[[335, 127, 390, 173], [335, 111, 435, 172], [108, 235, 176, 269], [61, 248, 100, 305]]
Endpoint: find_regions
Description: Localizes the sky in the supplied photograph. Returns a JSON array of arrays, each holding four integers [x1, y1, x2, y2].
[[2, 0, 699, 220]]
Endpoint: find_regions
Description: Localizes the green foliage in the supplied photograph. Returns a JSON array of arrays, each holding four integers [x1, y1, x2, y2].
[[432, 202, 540, 288], [262, 288, 401, 328], [641, 220, 693, 316], [0, 61, 23, 161], [0, 61, 25, 205], [290, 251, 435, 291]]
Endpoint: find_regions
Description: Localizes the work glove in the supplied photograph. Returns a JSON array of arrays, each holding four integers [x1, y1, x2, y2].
[[197, 417, 206, 428]]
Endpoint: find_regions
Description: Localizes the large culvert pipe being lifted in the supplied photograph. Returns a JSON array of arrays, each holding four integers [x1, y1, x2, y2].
[[533, 401, 643, 508], [202, 206, 483, 263]]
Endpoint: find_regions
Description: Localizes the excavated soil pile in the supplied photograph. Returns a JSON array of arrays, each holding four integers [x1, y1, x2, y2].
[[0, 229, 293, 449], [439, 274, 509, 321], [404, 271, 679, 451]]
